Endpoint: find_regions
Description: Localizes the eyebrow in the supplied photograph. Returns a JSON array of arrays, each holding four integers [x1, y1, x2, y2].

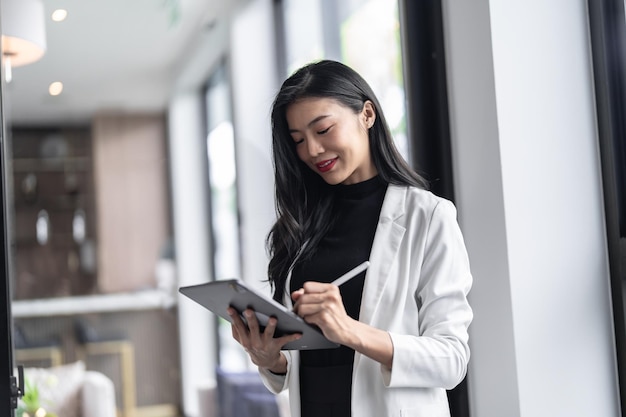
[[288, 114, 331, 133]]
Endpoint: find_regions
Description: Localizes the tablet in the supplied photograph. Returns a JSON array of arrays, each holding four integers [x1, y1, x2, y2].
[[179, 279, 339, 350]]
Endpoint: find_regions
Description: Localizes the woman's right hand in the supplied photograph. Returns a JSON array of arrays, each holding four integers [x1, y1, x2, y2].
[[227, 307, 301, 374]]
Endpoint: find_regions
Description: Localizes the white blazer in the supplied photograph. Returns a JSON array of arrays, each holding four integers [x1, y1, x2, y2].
[[260, 185, 473, 417]]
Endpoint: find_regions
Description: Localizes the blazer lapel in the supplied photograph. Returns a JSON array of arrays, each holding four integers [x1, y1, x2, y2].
[[358, 185, 407, 326]]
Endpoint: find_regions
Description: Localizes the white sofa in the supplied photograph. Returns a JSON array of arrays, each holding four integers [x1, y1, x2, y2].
[[21, 361, 116, 417]]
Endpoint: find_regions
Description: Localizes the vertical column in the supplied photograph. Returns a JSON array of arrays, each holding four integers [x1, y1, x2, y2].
[[230, 0, 279, 294], [444, 0, 620, 416], [168, 92, 215, 417], [442, 2, 520, 416]]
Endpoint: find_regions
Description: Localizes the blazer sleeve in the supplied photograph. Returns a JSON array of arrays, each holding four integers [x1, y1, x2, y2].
[[382, 199, 473, 389], [258, 350, 292, 393]]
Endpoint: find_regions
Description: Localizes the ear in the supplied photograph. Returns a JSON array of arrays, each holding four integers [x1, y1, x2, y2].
[[361, 100, 376, 129]]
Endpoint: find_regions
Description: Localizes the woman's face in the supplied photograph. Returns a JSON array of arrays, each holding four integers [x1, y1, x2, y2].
[[286, 97, 377, 185]]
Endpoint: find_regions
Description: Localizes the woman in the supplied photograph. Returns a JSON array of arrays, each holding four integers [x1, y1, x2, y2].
[[228, 60, 473, 417]]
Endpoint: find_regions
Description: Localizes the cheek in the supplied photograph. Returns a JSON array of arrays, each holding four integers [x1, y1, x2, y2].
[[295, 145, 308, 162]]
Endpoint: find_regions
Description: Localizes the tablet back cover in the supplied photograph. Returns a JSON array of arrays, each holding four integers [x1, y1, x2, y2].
[[179, 280, 339, 350]]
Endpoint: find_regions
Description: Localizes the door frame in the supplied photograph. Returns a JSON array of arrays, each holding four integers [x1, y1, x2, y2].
[[0, 76, 17, 416]]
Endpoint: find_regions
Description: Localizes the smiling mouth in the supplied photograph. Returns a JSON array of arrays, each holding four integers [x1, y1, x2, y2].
[[316, 158, 338, 173]]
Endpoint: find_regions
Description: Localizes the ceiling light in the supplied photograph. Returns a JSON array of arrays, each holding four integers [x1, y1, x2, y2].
[[49, 81, 63, 96], [51, 9, 68, 22], [1, 0, 47, 83]]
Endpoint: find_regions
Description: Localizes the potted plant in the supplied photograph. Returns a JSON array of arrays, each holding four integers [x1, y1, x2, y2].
[[16, 377, 58, 417]]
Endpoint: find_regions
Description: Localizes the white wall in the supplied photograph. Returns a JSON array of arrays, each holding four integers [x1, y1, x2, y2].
[[230, 0, 279, 295], [442, 1, 520, 414], [168, 92, 216, 417], [443, 1, 620, 416]]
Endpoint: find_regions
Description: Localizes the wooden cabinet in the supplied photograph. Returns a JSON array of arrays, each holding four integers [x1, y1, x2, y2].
[[10, 113, 171, 299], [11, 127, 98, 299]]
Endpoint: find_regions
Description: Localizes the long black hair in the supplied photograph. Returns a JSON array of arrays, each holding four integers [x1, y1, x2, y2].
[[267, 59, 427, 302]]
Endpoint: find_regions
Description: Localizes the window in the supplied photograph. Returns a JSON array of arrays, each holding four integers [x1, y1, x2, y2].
[[203, 62, 247, 371], [281, 0, 410, 161]]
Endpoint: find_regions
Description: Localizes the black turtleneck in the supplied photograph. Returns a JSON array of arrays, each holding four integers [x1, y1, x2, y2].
[[290, 175, 387, 416]]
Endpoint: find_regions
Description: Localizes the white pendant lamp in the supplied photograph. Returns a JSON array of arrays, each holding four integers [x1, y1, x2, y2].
[[1, 0, 47, 82]]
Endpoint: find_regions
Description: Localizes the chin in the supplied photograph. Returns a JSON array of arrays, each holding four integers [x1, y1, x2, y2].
[[319, 175, 345, 186]]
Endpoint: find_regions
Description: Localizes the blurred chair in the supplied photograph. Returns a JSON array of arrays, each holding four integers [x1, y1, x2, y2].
[[216, 367, 280, 417], [14, 324, 63, 368], [74, 318, 136, 417]]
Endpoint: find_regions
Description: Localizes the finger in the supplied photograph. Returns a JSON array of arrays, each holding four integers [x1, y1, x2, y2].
[[291, 288, 305, 312], [297, 291, 328, 305], [292, 298, 301, 314], [302, 281, 332, 293], [230, 323, 237, 338], [297, 294, 342, 320], [276, 332, 302, 348], [295, 304, 324, 319], [243, 309, 262, 335], [227, 308, 250, 340], [227, 307, 246, 328], [263, 318, 302, 350], [263, 317, 279, 337], [292, 294, 319, 317], [291, 288, 304, 301]]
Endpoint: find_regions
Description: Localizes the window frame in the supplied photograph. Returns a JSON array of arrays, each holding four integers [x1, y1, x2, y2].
[[588, 0, 626, 414], [399, 1, 468, 415]]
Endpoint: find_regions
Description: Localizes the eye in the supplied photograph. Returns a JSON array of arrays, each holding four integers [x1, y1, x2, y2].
[[317, 126, 331, 135], [294, 138, 304, 145]]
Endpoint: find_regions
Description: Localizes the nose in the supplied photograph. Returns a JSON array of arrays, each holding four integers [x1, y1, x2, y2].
[[306, 137, 324, 157]]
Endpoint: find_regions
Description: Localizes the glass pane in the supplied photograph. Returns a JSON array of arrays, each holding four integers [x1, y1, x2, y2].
[[203, 65, 247, 371], [282, 0, 409, 161], [283, 0, 325, 74], [340, 0, 409, 160]]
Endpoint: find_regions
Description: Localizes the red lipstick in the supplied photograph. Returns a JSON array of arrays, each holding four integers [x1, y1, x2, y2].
[[316, 158, 337, 173]]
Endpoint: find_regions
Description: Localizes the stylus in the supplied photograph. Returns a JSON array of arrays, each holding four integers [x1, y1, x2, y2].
[[331, 261, 370, 287]]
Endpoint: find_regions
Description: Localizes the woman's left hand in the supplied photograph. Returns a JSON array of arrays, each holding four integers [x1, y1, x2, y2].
[[291, 282, 356, 345]]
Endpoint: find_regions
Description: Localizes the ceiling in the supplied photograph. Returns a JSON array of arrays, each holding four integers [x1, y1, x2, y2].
[[2, 0, 243, 126]]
